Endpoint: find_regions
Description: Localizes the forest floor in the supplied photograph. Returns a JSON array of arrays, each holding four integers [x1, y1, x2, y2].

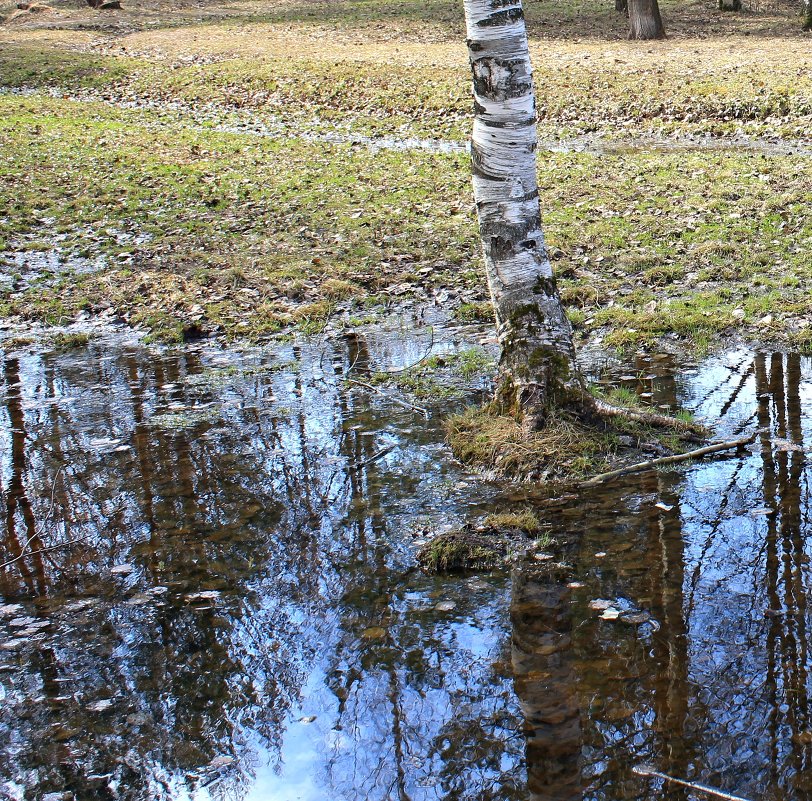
[[1, 0, 812, 351]]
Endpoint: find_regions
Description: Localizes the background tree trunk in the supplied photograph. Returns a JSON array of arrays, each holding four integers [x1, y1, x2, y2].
[[462, 0, 583, 428], [628, 0, 666, 39], [616, 0, 628, 14], [804, 0, 812, 30]]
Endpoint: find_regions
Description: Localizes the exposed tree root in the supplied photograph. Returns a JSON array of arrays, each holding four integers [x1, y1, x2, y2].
[[588, 396, 706, 439]]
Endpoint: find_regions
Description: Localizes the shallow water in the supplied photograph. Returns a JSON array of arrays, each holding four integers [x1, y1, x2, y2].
[[7, 86, 812, 158], [0, 328, 810, 801]]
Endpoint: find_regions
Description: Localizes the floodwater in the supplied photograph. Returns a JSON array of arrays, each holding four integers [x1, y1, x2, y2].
[[0, 323, 810, 801]]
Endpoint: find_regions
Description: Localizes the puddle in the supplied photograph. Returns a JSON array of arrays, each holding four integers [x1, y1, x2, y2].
[[0, 327, 810, 801], [0, 249, 107, 292], [7, 86, 812, 158]]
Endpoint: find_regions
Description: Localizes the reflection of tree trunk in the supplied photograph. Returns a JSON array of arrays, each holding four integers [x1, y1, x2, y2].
[[755, 353, 812, 784], [125, 357, 157, 541], [511, 568, 582, 801], [634, 354, 679, 410], [755, 353, 782, 778], [387, 659, 412, 801], [783, 354, 810, 756], [645, 472, 691, 789], [1, 357, 45, 595], [768, 354, 812, 781]]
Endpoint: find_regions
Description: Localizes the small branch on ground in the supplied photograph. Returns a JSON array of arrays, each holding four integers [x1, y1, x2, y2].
[[577, 432, 757, 488], [591, 397, 705, 438]]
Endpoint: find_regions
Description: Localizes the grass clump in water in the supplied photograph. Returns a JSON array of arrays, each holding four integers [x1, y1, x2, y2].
[[51, 332, 90, 351], [417, 530, 504, 573], [417, 509, 551, 573], [482, 509, 542, 533], [455, 302, 493, 323]]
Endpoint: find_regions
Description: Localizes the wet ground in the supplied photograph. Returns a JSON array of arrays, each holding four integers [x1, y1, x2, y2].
[[8, 86, 812, 158], [0, 319, 810, 801]]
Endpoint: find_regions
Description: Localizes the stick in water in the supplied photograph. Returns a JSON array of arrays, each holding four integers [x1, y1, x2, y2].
[[578, 432, 757, 489], [633, 764, 753, 801], [346, 378, 429, 419]]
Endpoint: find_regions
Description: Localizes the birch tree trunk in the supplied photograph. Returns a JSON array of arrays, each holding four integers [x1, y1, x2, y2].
[[462, 0, 585, 429], [627, 0, 666, 39]]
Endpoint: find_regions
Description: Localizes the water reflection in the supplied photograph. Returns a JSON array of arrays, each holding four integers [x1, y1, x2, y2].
[[514, 350, 812, 801], [0, 326, 520, 800], [2, 339, 812, 801]]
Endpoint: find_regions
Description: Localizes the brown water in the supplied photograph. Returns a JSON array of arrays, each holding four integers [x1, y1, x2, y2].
[[0, 326, 809, 801]]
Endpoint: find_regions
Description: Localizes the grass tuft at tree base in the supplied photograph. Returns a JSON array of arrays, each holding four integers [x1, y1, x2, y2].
[[446, 402, 694, 483]]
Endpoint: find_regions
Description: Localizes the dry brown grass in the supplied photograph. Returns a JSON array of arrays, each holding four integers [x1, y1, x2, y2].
[[446, 405, 619, 481]]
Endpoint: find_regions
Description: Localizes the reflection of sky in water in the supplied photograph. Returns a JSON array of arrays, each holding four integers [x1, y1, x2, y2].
[[1, 334, 812, 801]]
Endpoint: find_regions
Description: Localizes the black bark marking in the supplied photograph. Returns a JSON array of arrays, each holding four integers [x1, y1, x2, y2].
[[476, 7, 524, 26], [471, 58, 532, 101]]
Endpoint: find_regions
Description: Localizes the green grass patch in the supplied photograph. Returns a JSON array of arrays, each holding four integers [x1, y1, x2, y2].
[[1, 92, 811, 349]]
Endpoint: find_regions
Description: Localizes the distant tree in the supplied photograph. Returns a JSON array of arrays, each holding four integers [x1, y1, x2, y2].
[[804, 0, 812, 30], [628, 0, 666, 39]]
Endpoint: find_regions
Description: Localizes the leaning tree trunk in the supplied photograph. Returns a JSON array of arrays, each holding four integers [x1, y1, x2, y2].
[[462, 0, 585, 428], [627, 0, 666, 39]]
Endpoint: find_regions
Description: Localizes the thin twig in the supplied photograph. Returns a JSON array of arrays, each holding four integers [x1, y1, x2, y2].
[[358, 444, 397, 469], [577, 432, 757, 489], [0, 536, 89, 571], [346, 378, 429, 418], [632, 765, 754, 801], [357, 327, 435, 375]]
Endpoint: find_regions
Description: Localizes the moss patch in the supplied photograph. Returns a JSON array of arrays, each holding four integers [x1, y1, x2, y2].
[[417, 529, 504, 573]]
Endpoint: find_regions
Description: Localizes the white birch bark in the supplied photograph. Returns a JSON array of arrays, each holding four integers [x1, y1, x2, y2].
[[462, 0, 583, 425]]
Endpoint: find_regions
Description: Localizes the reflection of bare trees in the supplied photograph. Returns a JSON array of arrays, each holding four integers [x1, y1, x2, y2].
[[0, 333, 526, 801], [9, 335, 812, 801], [0, 344, 331, 798], [510, 350, 812, 801], [754, 352, 812, 798], [0, 357, 45, 596]]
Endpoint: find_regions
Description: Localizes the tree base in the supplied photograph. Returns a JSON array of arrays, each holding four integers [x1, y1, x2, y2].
[[446, 393, 705, 483]]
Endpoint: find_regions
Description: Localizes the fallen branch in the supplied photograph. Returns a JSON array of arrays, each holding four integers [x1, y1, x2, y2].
[[358, 444, 397, 469], [346, 378, 429, 418], [578, 432, 756, 489], [632, 765, 753, 801]]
